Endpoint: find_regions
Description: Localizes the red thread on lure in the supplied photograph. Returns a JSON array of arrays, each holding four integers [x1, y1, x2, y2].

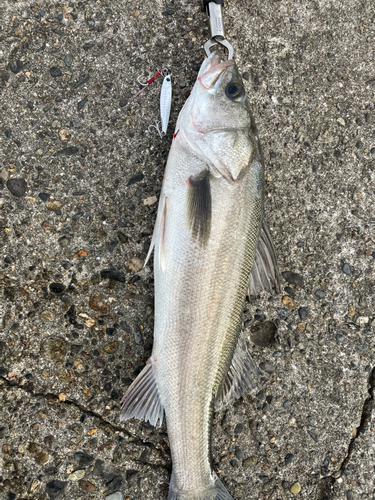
[[129, 68, 163, 101]]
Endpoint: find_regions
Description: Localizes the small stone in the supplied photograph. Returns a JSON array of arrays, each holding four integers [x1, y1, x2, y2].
[[297, 322, 305, 331], [348, 305, 355, 316], [105, 493, 124, 500], [107, 475, 123, 492], [46, 200, 63, 211], [259, 361, 275, 373], [357, 316, 369, 325], [73, 249, 88, 258], [285, 453, 294, 463], [143, 196, 157, 206], [342, 263, 351, 275], [64, 53, 74, 67], [83, 43, 95, 50], [59, 129, 71, 142], [36, 451, 50, 465], [119, 98, 128, 107], [39, 192, 50, 202], [46, 480, 68, 500], [282, 271, 304, 286], [0, 169, 9, 182], [74, 452, 94, 467], [79, 480, 96, 492], [78, 98, 88, 110], [59, 393, 66, 401], [126, 257, 143, 272], [290, 482, 301, 494], [337, 117, 345, 127], [6, 178, 27, 197], [50, 66, 63, 77], [69, 469, 85, 481], [100, 269, 125, 282], [242, 71, 249, 81], [104, 341, 119, 353], [9, 60, 23, 74], [74, 359, 84, 371], [40, 310, 55, 321], [22, 9, 30, 18], [315, 290, 326, 298], [250, 321, 277, 347], [56, 146, 79, 156], [118, 231, 128, 244], [89, 291, 110, 314], [234, 423, 244, 434], [298, 307, 308, 320], [336, 333, 344, 342], [49, 282, 65, 295], [282, 295, 295, 308], [127, 172, 144, 186], [41, 338, 67, 361], [243, 456, 258, 467]]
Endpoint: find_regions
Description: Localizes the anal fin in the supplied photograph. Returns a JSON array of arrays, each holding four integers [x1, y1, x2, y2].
[[120, 359, 164, 427], [248, 216, 280, 296], [215, 333, 259, 411]]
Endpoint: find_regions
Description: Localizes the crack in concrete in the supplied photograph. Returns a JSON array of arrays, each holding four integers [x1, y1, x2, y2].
[[316, 367, 375, 499], [0, 376, 171, 472]]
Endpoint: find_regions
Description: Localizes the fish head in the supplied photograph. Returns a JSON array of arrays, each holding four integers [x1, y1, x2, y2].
[[181, 51, 256, 182]]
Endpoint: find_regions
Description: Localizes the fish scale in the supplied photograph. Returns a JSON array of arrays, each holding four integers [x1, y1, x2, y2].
[[121, 50, 280, 500]]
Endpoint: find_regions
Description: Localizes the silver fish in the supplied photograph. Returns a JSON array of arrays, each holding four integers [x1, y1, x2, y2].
[[121, 50, 280, 500]]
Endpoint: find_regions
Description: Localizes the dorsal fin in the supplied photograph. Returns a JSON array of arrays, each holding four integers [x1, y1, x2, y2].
[[248, 217, 280, 296], [120, 359, 164, 427], [215, 332, 259, 411], [187, 169, 212, 246]]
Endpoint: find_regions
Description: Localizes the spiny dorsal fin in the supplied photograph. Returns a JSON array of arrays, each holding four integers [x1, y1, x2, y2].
[[120, 359, 164, 427], [187, 170, 212, 246], [215, 333, 259, 411], [248, 217, 280, 296]]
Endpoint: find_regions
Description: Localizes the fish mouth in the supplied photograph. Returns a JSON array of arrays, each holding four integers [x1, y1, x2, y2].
[[198, 51, 234, 91]]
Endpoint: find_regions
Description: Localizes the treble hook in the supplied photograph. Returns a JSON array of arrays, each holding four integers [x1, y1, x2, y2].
[[148, 121, 165, 139]]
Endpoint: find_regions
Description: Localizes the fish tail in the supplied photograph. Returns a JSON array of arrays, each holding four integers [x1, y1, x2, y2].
[[168, 472, 234, 500]]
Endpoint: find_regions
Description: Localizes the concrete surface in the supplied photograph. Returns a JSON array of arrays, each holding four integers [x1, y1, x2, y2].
[[0, 0, 374, 499]]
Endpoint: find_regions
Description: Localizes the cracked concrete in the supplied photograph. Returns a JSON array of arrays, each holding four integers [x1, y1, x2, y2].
[[0, 0, 374, 499]]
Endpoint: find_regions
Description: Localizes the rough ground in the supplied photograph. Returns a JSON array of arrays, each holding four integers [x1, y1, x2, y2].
[[0, 0, 374, 499]]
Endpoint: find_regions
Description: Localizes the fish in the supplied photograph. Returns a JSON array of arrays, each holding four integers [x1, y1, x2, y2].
[[121, 50, 280, 500]]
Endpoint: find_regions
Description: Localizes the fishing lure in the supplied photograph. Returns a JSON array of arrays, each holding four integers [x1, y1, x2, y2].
[[160, 73, 172, 134]]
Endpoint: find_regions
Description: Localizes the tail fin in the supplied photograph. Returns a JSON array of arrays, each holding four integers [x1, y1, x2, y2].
[[167, 472, 234, 500]]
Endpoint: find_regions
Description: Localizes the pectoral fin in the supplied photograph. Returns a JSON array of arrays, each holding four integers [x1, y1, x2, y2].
[[215, 333, 259, 411], [144, 194, 167, 271], [120, 359, 164, 427], [248, 217, 281, 296], [187, 170, 212, 246]]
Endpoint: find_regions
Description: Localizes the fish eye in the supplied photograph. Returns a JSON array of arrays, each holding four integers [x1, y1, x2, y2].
[[225, 82, 245, 101]]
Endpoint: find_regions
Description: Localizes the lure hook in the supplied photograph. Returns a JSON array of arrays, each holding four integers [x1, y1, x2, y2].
[[148, 121, 165, 139]]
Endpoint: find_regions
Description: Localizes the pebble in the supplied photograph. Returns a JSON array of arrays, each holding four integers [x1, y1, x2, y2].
[[342, 263, 351, 275], [9, 60, 23, 74], [21, 9, 30, 18], [49, 282, 65, 295], [64, 53, 74, 67], [243, 456, 258, 467], [315, 290, 326, 298], [285, 453, 294, 463], [298, 307, 308, 320], [337, 118, 346, 127], [105, 493, 124, 500], [336, 333, 344, 342], [242, 71, 249, 81], [144, 196, 157, 206], [40, 310, 55, 321], [290, 482, 301, 494], [100, 269, 125, 282], [89, 291, 110, 314], [50, 66, 63, 77], [250, 321, 277, 347], [282, 295, 295, 309], [259, 361, 275, 373], [348, 305, 355, 316], [0, 169, 9, 182], [6, 178, 27, 197], [107, 475, 123, 491], [282, 271, 304, 286], [119, 98, 128, 107], [46, 480, 68, 500], [57, 146, 80, 156], [79, 480, 96, 492], [357, 316, 369, 326], [46, 200, 63, 211], [69, 469, 85, 481], [39, 192, 50, 202], [78, 98, 88, 110], [127, 172, 144, 186], [126, 257, 143, 272], [118, 231, 128, 243], [74, 452, 94, 467]]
